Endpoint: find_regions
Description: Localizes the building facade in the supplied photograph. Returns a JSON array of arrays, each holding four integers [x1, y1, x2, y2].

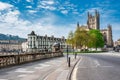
[[77, 10, 113, 47], [21, 41, 28, 52], [114, 39, 120, 47], [0, 40, 22, 52], [27, 31, 66, 53]]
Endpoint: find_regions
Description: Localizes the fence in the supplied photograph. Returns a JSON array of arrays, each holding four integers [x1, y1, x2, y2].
[[0, 52, 63, 68]]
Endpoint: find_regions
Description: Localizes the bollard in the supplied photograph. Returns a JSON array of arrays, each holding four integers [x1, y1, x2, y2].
[[68, 57, 71, 67], [75, 53, 76, 59], [75, 53, 77, 59]]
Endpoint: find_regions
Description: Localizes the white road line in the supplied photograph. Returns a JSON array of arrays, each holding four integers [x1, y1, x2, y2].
[[34, 66, 44, 69], [94, 60, 100, 67], [102, 66, 113, 68], [94, 60, 113, 68], [18, 74, 27, 77], [71, 56, 83, 80], [0, 79, 8, 80], [15, 68, 34, 73], [38, 64, 50, 67]]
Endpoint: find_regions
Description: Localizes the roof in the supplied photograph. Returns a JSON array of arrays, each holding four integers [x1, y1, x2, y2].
[[28, 31, 36, 36], [30, 31, 35, 35]]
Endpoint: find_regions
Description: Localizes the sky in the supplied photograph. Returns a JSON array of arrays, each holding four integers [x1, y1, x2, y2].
[[0, 0, 120, 41]]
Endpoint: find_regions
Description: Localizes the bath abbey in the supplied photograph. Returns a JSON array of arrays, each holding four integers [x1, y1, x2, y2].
[[77, 10, 113, 47]]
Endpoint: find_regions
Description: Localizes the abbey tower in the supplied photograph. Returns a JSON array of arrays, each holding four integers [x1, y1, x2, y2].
[[77, 10, 113, 47], [87, 10, 100, 30]]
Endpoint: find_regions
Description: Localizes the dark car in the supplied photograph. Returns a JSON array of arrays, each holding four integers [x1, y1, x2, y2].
[[114, 45, 120, 52]]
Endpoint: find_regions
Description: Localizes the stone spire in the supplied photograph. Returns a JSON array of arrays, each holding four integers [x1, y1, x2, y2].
[[77, 22, 79, 28]]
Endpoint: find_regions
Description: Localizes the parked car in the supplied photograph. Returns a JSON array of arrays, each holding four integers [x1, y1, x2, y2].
[[114, 45, 120, 52]]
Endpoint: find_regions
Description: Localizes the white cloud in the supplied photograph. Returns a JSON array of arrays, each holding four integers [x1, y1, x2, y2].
[[38, 5, 56, 10], [72, 11, 79, 14], [28, 10, 37, 14], [61, 10, 68, 14], [26, 6, 32, 9], [41, 1, 54, 5], [37, 0, 56, 11], [26, 0, 33, 3], [0, 2, 13, 10], [0, 2, 74, 38], [57, 1, 78, 15]]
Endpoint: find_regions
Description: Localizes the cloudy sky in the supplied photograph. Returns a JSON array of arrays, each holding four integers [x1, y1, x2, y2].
[[0, 0, 120, 41]]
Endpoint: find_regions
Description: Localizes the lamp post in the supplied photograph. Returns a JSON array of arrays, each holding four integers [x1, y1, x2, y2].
[[74, 42, 77, 59], [67, 45, 68, 61], [17, 50, 20, 64], [66, 45, 71, 67]]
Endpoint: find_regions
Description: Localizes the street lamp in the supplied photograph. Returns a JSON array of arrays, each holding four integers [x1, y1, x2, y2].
[[67, 45, 68, 61], [66, 45, 71, 67]]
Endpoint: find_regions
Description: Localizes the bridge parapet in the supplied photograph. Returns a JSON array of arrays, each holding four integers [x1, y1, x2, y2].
[[0, 52, 63, 68]]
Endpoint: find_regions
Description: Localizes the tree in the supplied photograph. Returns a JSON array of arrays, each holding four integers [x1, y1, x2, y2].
[[66, 31, 74, 48], [66, 31, 75, 53], [74, 27, 89, 49], [88, 29, 104, 51]]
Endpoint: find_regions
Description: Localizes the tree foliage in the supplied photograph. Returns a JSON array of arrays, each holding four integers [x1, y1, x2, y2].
[[66, 31, 74, 47], [88, 29, 104, 50], [74, 27, 89, 48], [66, 28, 105, 51]]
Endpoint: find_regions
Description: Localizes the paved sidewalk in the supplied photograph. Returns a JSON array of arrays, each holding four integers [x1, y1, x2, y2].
[[43, 55, 79, 80], [0, 54, 79, 80]]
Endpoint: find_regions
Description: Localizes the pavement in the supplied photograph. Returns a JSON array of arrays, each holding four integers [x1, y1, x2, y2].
[[0, 54, 79, 80], [71, 52, 120, 80]]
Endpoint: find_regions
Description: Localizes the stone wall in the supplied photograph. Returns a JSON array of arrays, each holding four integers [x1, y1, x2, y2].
[[0, 52, 63, 68]]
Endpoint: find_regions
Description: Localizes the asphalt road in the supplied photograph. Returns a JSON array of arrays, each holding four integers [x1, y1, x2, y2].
[[0, 57, 68, 80], [0, 54, 78, 80], [72, 52, 120, 80]]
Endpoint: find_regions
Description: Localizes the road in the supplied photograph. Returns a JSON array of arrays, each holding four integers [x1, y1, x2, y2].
[[72, 52, 120, 80], [0, 54, 78, 80], [0, 57, 69, 80]]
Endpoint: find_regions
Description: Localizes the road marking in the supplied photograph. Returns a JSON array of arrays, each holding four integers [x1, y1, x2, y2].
[[94, 60, 100, 67], [18, 74, 27, 77], [34, 66, 44, 69], [38, 64, 50, 67], [71, 56, 82, 80], [15, 68, 34, 73], [0, 79, 8, 80], [94, 60, 113, 68], [102, 66, 113, 68]]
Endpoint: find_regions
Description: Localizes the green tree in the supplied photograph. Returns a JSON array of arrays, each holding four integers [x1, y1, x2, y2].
[[74, 27, 89, 49], [66, 31, 74, 48], [88, 29, 104, 51]]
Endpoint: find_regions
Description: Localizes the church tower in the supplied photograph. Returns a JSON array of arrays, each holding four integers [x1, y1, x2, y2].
[[87, 10, 100, 30], [107, 25, 113, 47]]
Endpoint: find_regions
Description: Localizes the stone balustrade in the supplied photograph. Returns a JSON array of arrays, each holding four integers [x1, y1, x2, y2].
[[0, 52, 63, 68]]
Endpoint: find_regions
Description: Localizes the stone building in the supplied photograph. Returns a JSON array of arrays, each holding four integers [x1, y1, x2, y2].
[[27, 31, 66, 53], [114, 39, 120, 47], [0, 40, 22, 52], [77, 10, 113, 47], [21, 41, 28, 52]]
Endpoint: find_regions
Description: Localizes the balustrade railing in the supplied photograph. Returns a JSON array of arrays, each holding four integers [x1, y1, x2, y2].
[[0, 52, 63, 68]]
